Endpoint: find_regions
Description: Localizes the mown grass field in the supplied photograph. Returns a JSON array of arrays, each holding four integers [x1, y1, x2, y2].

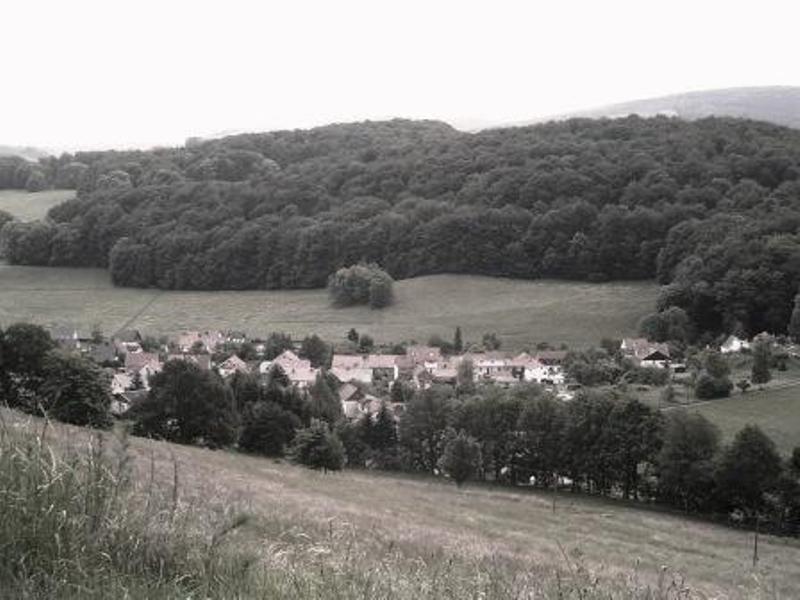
[[689, 383, 800, 455], [0, 264, 659, 350], [2, 409, 798, 599], [0, 189, 75, 221]]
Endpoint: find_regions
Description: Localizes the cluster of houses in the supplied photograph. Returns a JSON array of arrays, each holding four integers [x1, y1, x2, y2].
[[45, 324, 791, 422], [47, 326, 573, 419]]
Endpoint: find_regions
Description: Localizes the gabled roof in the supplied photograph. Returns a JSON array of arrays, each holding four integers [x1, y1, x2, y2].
[[219, 355, 249, 372], [622, 338, 670, 361], [406, 345, 442, 364], [124, 352, 161, 373], [338, 383, 362, 403]]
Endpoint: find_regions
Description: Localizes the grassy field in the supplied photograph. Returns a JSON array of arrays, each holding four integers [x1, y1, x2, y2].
[[688, 383, 800, 455], [2, 409, 798, 599], [0, 189, 75, 221], [0, 264, 659, 350]]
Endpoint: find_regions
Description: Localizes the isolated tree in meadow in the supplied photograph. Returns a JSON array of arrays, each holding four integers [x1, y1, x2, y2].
[[327, 263, 394, 309], [347, 328, 359, 343], [750, 336, 772, 386], [439, 429, 482, 487], [39, 351, 111, 428], [288, 419, 345, 471], [716, 425, 782, 515], [657, 411, 720, 512]]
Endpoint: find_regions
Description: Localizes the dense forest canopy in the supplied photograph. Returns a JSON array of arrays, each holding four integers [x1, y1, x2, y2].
[[3, 116, 800, 338]]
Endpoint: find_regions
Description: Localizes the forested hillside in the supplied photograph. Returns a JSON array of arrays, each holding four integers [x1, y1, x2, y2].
[[3, 116, 800, 339]]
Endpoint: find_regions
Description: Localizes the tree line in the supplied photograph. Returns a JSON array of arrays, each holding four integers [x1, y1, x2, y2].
[[3, 117, 800, 336], [2, 322, 799, 536]]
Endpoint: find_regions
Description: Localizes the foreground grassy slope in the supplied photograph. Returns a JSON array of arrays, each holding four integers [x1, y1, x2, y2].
[[0, 189, 75, 221], [0, 265, 658, 349], [2, 409, 797, 599]]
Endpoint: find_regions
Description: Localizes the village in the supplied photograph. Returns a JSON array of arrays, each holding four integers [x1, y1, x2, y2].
[[43, 324, 697, 420]]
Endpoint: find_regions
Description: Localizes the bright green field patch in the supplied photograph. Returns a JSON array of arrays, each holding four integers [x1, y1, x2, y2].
[[0, 265, 658, 349], [0, 189, 75, 221]]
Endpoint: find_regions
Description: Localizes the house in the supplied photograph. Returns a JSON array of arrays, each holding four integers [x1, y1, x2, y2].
[[364, 354, 401, 382], [405, 345, 442, 371], [468, 352, 510, 379], [218, 355, 249, 378], [330, 353, 401, 384], [431, 365, 458, 385], [535, 350, 568, 366], [175, 330, 224, 354], [111, 389, 148, 417], [338, 383, 365, 404], [124, 352, 161, 373], [330, 354, 373, 385], [49, 326, 92, 352], [115, 339, 143, 355], [259, 351, 318, 388], [88, 341, 118, 366], [167, 353, 212, 371], [621, 338, 671, 368], [115, 329, 142, 343], [225, 330, 248, 345], [124, 352, 162, 389], [720, 335, 750, 354], [110, 372, 132, 395]]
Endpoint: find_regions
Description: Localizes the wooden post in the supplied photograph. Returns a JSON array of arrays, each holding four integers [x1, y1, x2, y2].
[[752, 513, 760, 568]]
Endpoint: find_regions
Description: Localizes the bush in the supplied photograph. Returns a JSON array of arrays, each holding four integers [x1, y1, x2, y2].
[[327, 263, 394, 309], [694, 371, 733, 399]]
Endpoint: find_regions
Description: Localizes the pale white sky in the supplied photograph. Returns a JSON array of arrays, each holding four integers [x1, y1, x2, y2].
[[2, 0, 799, 151]]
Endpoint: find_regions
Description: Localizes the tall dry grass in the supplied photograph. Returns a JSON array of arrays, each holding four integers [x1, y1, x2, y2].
[[0, 412, 774, 599]]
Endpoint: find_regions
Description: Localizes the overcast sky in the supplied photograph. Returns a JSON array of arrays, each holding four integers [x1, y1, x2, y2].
[[3, 0, 799, 151]]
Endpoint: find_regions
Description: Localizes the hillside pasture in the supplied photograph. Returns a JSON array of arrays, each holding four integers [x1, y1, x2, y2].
[[0, 265, 659, 350], [0, 189, 75, 221], [690, 382, 800, 455], [2, 409, 798, 598]]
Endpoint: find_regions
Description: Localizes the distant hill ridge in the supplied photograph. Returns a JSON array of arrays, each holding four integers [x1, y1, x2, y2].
[[502, 86, 800, 130]]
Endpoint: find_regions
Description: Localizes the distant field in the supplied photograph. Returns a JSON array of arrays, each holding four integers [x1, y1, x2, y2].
[[0, 264, 659, 349], [6, 409, 799, 598], [689, 383, 800, 455], [0, 189, 75, 221]]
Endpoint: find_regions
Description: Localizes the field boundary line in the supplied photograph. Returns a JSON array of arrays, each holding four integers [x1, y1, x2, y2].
[[113, 290, 164, 337]]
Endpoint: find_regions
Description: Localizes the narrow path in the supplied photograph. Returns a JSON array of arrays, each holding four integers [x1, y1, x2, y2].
[[112, 291, 164, 337]]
